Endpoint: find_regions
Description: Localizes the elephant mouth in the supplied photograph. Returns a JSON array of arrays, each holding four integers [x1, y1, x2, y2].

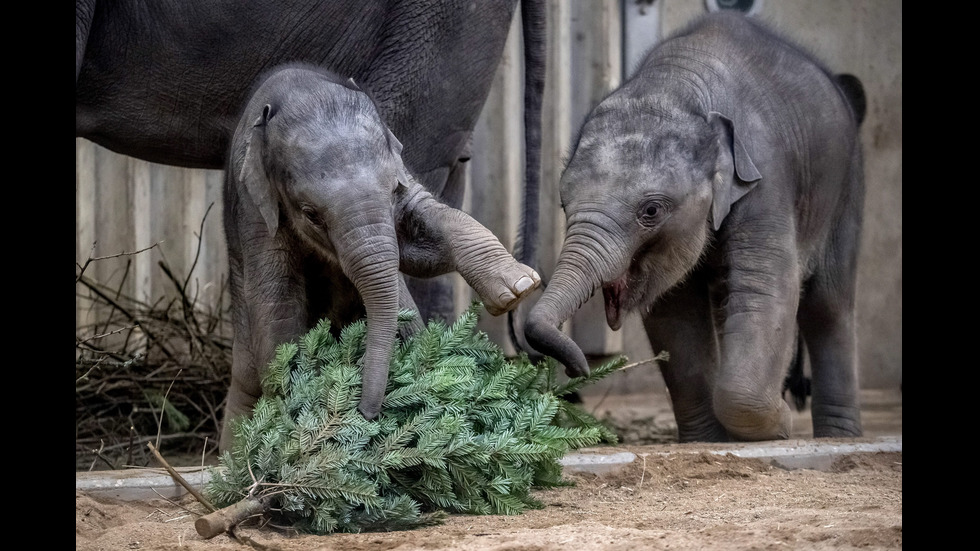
[[602, 275, 629, 331]]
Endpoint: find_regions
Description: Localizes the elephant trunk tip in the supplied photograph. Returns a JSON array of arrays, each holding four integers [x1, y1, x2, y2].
[[524, 308, 591, 379], [358, 401, 381, 421]]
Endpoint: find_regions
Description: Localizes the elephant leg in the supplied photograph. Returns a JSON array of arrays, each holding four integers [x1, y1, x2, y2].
[[222, 300, 310, 449], [642, 271, 729, 442], [404, 161, 466, 325], [440, 156, 468, 211], [220, 245, 309, 451], [396, 177, 540, 318], [797, 285, 862, 437], [76, 0, 96, 82], [221, 335, 265, 450], [404, 274, 453, 323], [453, 239, 540, 317], [797, 227, 863, 437], [712, 245, 798, 441]]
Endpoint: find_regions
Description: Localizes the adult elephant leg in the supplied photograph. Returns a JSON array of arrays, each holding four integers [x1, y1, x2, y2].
[[398, 274, 426, 338], [641, 271, 730, 442], [76, 0, 96, 82], [404, 275, 455, 324], [403, 263, 456, 326]]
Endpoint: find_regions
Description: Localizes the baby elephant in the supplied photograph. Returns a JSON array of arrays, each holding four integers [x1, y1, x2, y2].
[[223, 63, 540, 450], [525, 12, 866, 441]]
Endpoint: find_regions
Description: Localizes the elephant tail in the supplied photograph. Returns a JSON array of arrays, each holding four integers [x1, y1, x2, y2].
[[782, 328, 811, 412], [507, 0, 548, 357], [516, 0, 546, 271], [835, 73, 866, 127]]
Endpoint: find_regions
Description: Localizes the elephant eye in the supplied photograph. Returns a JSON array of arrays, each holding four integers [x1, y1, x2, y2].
[[301, 205, 323, 226], [637, 198, 668, 227]]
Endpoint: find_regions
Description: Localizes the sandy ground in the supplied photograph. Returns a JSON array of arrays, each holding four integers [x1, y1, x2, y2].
[[75, 389, 902, 550]]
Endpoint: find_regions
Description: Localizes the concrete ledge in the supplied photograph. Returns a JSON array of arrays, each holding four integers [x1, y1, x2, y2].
[[560, 451, 637, 475], [716, 436, 903, 471], [558, 436, 902, 474], [76, 466, 211, 502], [76, 436, 901, 501]]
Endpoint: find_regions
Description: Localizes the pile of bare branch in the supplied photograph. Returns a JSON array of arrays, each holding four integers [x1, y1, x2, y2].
[[76, 231, 232, 472]]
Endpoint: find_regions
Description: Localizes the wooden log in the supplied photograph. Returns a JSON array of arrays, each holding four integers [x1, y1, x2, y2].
[[195, 496, 272, 539]]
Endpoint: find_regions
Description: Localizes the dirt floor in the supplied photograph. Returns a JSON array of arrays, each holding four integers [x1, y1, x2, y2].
[[75, 388, 902, 550]]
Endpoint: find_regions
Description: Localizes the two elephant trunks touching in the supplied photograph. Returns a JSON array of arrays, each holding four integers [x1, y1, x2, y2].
[[77, 6, 866, 446]]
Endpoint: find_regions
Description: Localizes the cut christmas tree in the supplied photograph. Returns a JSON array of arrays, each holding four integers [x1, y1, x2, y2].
[[198, 302, 642, 537]]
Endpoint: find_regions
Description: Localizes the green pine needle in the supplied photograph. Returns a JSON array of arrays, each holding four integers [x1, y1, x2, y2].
[[204, 301, 627, 534]]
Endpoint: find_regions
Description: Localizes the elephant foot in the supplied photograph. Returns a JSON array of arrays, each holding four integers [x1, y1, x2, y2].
[[811, 405, 863, 437], [672, 400, 732, 442], [814, 425, 863, 438], [219, 389, 261, 452], [219, 419, 238, 453], [676, 415, 731, 443], [677, 426, 731, 443], [714, 388, 793, 441], [480, 264, 541, 316]]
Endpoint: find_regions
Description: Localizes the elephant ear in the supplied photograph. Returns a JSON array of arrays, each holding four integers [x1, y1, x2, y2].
[[382, 121, 413, 189], [237, 104, 281, 235], [708, 111, 762, 231]]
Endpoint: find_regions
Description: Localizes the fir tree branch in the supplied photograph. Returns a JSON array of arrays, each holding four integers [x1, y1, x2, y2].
[[552, 353, 667, 397], [147, 441, 216, 512], [202, 304, 621, 534]]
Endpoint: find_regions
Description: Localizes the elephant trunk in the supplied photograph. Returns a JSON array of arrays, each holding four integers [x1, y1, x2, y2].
[[337, 221, 401, 420], [525, 226, 628, 378]]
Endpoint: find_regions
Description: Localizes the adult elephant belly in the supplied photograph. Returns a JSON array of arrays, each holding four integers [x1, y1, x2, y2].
[[76, 0, 537, 323], [75, 1, 516, 174]]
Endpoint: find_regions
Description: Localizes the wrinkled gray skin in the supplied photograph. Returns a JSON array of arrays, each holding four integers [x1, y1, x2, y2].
[[225, 65, 541, 449], [525, 13, 866, 442], [75, 0, 546, 323], [75, 0, 547, 449]]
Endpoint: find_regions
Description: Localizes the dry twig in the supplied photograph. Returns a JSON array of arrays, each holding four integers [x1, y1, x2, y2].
[[76, 210, 232, 471]]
